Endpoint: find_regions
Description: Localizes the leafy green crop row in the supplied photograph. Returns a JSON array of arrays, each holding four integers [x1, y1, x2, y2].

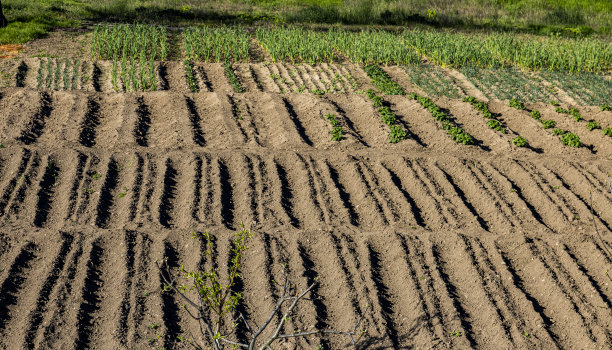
[[256, 27, 333, 65], [411, 93, 473, 145], [463, 97, 508, 134], [324, 113, 345, 141], [363, 65, 405, 95], [176, 26, 609, 73], [184, 27, 250, 62], [91, 24, 167, 61], [365, 90, 408, 143]]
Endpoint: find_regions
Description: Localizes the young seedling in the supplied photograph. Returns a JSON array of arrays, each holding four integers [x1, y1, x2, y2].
[[550, 100, 560, 106], [602, 104, 612, 112], [586, 121, 600, 131], [603, 127, 612, 137], [560, 133, 583, 147], [512, 136, 528, 147], [509, 98, 525, 110], [530, 110, 541, 120], [541, 120, 556, 129], [553, 128, 567, 135]]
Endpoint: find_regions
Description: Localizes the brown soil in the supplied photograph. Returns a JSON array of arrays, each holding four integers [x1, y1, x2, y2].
[[1, 55, 612, 350]]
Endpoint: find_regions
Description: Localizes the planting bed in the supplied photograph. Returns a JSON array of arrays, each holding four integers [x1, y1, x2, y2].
[[0, 28, 611, 349]]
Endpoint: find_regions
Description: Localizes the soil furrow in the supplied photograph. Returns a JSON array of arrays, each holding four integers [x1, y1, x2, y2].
[[18, 92, 53, 145], [95, 158, 120, 228], [218, 158, 234, 228], [160, 241, 183, 349], [0, 149, 31, 218], [185, 96, 206, 147], [159, 158, 178, 228], [75, 240, 104, 349], [366, 242, 401, 348], [32, 156, 60, 228], [430, 241, 478, 348], [134, 96, 151, 147], [324, 160, 359, 226], [22, 233, 73, 349], [79, 97, 101, 147], [0, 242, 37, 331]]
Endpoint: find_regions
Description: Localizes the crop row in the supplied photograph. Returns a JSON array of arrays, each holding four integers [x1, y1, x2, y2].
[[184, 27, 249, 62], [365, 90, 408, 143], [36, 58, 83, 91], [91, 24, 167, 61], [324, 113, 345, 141], [184, 26, 609, 72], [410, 93, 474, 145]]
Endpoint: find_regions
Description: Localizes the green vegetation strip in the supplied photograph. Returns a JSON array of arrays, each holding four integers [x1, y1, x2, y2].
[[184, 26, 249, 62], [91, 24, 165, 92], [363, 65, 405, 95], [463, 96, 507, 134], [410, 93, 473, 145], [366, 90, 408, 143]]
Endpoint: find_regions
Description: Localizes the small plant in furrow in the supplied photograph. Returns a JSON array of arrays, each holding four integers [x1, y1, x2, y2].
[[569, 108, 583, 122], [413, 93, 474, 144], [560, 132, 583, 147], [363, 65, 405, 95], [603, 127, 612, 137], [369, 91, 409, 143], [463, 96, 507, 134], [550, 100, 560, 106], [555, 107, 570, 114], [324, 113, 345, 141], [541, 120, 556, 129], [512, 136, 529, 147], [509, 98, 525, 110], [586, 121, 600, 131], [602, 104, 611, 112], [224, 61, 244, 93]]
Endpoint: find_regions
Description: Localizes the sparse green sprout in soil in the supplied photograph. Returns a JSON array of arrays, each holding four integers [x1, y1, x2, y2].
[[378, 107, 397, 125], [325, 113, 339, 127], [550, 100, 560, 106], [530, 110, 541, 120], [560, 132, 583, 147], [541, 120, 556, 129], [555, 107, 570, 114], [602, 104, 612, 111], [586, 121, 600, 131], [509, 98, 525, 110], [324, 114, 345, 141], [553, 128, 567, 135], [363, 65, 405, 95], [487, 119, 506, 133], [330, 126, 344, 141], [570, 108, 583, 121], [310, 88, 325, 97], [512, 136, 529, 147], [603, 127, 612, 137]]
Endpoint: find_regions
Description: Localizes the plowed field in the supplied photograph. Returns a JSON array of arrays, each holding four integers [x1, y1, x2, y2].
[[1, 58, 612, 349]]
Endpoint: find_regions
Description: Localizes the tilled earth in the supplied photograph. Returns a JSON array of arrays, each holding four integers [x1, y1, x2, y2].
[[0, 58, 611, 349]]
